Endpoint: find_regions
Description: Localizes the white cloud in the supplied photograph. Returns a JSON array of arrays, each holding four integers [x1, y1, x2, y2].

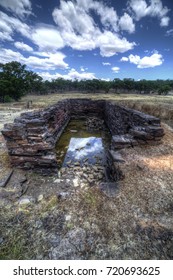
[[0, 0, 32, 18], [0, 1, 136, 58], [97, 31, 136, 57], [112, 66, 120, 73], [121, 52, 164, 68], [0, 49, 23, 64], [128, 0, 170, 27], [0, 31, 13, 41], [80, 66, 88, 72], [14, 42, 33, 52], [0, 48, 68, 70], [0, 11, 31, 40], [31, 25, 65, 52], [85, 0, 119, 32], [102, 62, 111, 66], [166, 29, 173, 36], [67, 68, 96, 80], [0, 13, 64, 53], [39, 68, 96, 81], [120, 57, 129, 62], [52, 0, 136, 56], [160, 17, 170, 27], [119, 13, 135, 33]]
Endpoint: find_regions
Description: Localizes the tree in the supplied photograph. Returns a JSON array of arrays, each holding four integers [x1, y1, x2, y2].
[[112, 78, 124, 93], [0, 61, 43, 102], [158, 85, 171, 95]]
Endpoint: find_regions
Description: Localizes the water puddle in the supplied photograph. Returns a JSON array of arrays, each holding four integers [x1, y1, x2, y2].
[[56, 118, 111, 169]]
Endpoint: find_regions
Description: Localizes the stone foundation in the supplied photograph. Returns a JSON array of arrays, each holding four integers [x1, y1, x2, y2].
[[2, 99, 164, 173]]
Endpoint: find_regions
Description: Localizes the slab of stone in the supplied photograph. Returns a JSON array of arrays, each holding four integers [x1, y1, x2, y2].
[[111, 134, 137, 150], [98, 182, 119, 197], [108, 150, 125, 163]]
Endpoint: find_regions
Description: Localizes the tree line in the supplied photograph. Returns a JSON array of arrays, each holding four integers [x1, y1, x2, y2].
[[0, 61, 172, 102]]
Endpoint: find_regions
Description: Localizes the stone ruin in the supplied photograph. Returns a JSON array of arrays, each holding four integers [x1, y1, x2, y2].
[[2, 99, 164, 177]]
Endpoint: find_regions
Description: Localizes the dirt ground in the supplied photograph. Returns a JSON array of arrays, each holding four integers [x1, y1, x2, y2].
[[0, 93, 173, 260]]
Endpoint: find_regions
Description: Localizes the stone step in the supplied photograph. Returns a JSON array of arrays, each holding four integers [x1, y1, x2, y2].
[[129, 125, 164, 140], [111, 134, 137, 150], [108, 150, 125, 163]]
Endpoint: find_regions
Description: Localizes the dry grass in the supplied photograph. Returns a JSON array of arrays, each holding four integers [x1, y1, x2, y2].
[[21, 92, 173, 120]]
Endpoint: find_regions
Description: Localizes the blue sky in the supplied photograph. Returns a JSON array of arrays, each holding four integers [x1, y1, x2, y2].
[[0, 0, 172, 81]]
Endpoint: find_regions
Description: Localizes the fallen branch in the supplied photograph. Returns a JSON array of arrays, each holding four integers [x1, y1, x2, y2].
[[0, 170, 13, 188]]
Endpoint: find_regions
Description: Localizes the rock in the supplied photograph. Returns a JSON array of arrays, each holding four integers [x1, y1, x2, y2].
[[65, 215, 72, 221], [19, 197, 31, 205], [35, 220, 43, 229], [37, 194, 44, 202], [73, 178, 79, 187], [50, 228, 86, 260], [54, 179, 61, 183], [98, 182, 119, 197], [57, 192, 69, 199], [47, 234, 61, 247], [111, 134, 137, 150], [108, 150, 125, 163], [92, 166, 99, 172]]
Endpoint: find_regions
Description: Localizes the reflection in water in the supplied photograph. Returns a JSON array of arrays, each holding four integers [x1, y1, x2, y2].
[[63, 137, 104, 166], [56, 119, 111, 168]]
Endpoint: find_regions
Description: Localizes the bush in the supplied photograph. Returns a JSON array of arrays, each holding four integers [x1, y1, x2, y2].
[[4, 95, 13, 103]]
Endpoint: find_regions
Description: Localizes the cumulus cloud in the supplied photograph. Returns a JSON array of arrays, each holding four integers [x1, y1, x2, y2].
[[97, 31, 135, 57], [31, 25, 65, 52], [39, 68, 96, 81], [160, 16, 170, 27], [0, 48, 68, 70], [0, 12, 64, 52], [121, 52, 164, 68], [119, 13, 135, 33], [120, 56, 129, 62], [0, 1, 136, 57], [85, 0, 119, 32], [67, 68, 96, 80], [0, 0, 32, 18], [52, 0, 136, 56], [14, 42, 33, 52], [112, 67, 120, 73], [128, 0, 170, 27]]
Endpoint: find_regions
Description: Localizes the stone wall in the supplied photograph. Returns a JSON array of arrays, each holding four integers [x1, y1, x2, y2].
[[69, 99, 105, 118], [2, 99, 164, 173], [2, 100, 70, 172]]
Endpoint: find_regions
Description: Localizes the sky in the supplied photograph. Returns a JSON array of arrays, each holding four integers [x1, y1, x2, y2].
[[0, 0, 173, 81]]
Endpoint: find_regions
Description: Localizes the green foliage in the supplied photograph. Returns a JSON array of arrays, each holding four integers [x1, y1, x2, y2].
[[4, 95, 13, 103], [158, 85, 171, 95], [0, 61, 43, 102], [1, 61, 173, 102]]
